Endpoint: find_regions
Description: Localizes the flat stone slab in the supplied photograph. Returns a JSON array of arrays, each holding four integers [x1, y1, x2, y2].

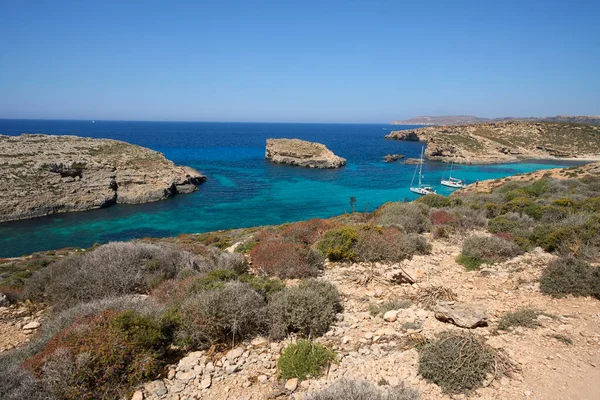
[[434, 301, 488, 328]]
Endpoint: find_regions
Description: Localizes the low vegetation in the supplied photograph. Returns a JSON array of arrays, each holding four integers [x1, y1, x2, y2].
[[307, 378, 420, 400], [498, 309, 544, 330], [456, 235, 524, 270], [539, 257, 600, 299], [418, 333, 513, 394], [277, 340, 336, 381]]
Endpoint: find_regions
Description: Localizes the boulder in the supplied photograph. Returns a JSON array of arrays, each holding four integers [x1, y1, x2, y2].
[[434, 301, 488, 328]]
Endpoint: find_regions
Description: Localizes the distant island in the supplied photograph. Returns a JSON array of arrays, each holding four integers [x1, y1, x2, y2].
[[391, 115, 600, 126], [0, 134, 206, 222], [265, 138, 346, 168], [386, 121, 600, 164]]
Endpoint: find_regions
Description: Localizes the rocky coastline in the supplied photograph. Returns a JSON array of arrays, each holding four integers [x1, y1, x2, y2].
[[265, 138, 346, 168], [0, 134, 206, 222], [385, 122, 600, 164]]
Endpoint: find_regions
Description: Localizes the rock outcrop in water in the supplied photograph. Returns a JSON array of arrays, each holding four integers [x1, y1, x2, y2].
[[385, 122, 600, 164], [0, 134, 206, 222], [265, 138, 346, 168]]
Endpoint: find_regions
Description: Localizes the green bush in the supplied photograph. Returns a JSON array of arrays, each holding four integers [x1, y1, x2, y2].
[[499, 197, 541, 219], [308, 378, 420, 400], [551, 198, 577, 208], [457, 235, 524, 269], [177, 282, 266, 348], [540, 257, 600, 299], [418, 333, 500, 394], [317, 226, 358, 261], [581, 196, 600, 213], [277, 340, 336, 381], [498, 309, 543, 330], [376, 203, 431, 233], [267, 279, 341, 340], [416, 194, 451, 208]]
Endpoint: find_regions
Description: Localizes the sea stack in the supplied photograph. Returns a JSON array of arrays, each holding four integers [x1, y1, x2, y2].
[[0, 134, 207, 222], [265, 138, 346, 169]]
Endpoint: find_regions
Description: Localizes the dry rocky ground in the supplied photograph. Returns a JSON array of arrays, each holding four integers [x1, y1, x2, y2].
[[3, 234, 598, 400]]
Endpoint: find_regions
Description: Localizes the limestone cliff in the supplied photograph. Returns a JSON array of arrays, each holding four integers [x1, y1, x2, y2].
[[265, 138, 346, 168], [385, 122, 600, 164], [0, 134, 206, 222]]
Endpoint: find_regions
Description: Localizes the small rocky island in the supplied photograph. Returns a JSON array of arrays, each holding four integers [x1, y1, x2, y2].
[[265, 138, 346, 168], [386, 121, 600, 164], [0, 134, 206, 222]]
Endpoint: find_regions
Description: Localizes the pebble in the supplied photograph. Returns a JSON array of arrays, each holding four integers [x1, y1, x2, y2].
[[285, 378, 298, 392]]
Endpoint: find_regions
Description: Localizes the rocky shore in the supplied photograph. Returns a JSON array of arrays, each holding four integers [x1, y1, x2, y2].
[[265, 139, 346, 168], [385, 122, 600, 164], [0, 134, 206, 222]]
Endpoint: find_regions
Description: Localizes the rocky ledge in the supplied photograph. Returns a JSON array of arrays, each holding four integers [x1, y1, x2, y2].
[[385, 122, 600, 164], [265, 138, 346, 169], [0, 134, 206, 222]]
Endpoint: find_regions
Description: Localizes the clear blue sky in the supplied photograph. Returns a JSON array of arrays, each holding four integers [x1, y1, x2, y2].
[[1, 0, 599, 123]]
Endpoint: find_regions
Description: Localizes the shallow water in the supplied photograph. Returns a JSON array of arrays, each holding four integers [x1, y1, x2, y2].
[[0, 120, 585, 256]]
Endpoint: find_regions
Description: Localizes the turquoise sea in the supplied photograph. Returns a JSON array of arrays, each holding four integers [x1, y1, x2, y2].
[[0, 120, 586, 257]]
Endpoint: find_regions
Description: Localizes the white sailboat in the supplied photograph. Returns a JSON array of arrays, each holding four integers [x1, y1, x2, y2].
[[410, 147, 436, 195], [440, 161, 466, 188]]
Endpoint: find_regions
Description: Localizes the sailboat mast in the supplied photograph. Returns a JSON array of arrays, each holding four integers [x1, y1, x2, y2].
[[418, 146, 424, 186]]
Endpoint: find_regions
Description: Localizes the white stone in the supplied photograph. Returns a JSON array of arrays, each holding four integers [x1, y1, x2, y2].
[[226, 346, 245, 361], [383, 310, 398, 322], [200, 375, 212, 389], [258, 375, 269, 384], [131, 390, 144, 400], [22, 321, 40, 330], [285, 378, 298, 392], [251, 336, 269, 347]]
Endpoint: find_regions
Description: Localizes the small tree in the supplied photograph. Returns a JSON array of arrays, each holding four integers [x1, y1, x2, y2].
[[349, 197, 357, 213]]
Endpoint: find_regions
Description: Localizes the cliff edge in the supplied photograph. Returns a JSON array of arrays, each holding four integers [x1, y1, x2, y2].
[[386, 122, 600, 164], [0, 134, 206, 222], [265, 138, 346, 168]]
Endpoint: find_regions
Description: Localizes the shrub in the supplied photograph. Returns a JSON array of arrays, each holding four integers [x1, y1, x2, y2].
[[551, 198, 577, 208], [581, 196, 600, 213], [416, 194, 451, 208], [188, 268, 284, 299], [24, 309, 171, 400], [193, 246, 248, 275], [376, 203, 431, 234], [354, 228, 430, 263], [277, 340, 336, 381], [418, 333, 507, 394], [498, 309, 543, 330], [317, 226, 359, 261], [488, 214, 530, 235], [0, 358, 49, 400], [307, 378, 420, 400], [268, 279, 341, 340], [23, 242, 196, 309], [177, 282, 266, 348], [499, 197, 541, 219], [280, 219, 335, 246], [250, 238, 322, 278], [430, 210, 455, 225], [457, 235, 524, 269], [539, 257, 600, 299]]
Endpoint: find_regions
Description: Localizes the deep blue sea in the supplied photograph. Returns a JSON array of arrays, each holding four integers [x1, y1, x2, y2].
[[0, 119, 586, 257]]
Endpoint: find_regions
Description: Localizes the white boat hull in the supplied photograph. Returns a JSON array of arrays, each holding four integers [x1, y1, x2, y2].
[[410, 187, 436, 195], [441, 180, 465, 188]]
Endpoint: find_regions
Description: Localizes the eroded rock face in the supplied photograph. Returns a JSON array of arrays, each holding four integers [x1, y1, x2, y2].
[[385, 122, 600, 164], [265, 138, 346, 169], [0, 134, 206, 222]]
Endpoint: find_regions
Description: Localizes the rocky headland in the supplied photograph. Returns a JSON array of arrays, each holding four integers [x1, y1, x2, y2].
[[391, 115, 600, 126], [386, 122, 600, 164], [265, 138, 346, 169], [0, 134, 206, 222]]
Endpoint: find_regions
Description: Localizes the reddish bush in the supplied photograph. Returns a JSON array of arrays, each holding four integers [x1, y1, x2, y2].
[[280, 219, 337, 246], [496, 232, 515, 242], [354, 227, 430, 262], [150, 276, 197, 306], [250, 238, 322, 279], [430, 210, 455, 226], [25, 310, 167, 400]]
